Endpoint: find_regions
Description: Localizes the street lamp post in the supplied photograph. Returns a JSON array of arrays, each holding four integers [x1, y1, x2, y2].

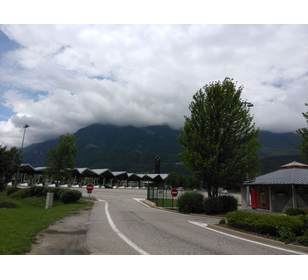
[[242, 101, 253, 206], [16, 124, 30, 185]]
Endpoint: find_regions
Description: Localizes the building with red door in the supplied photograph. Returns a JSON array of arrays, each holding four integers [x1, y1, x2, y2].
[[241, 161, 308, 212]]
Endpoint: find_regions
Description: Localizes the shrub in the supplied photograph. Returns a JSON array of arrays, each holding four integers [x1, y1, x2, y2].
[[219, 218, 226, 224], [296, 214, 308, 231], [47, 187, 66, 201], [0, 196, 19, 208], [227, 211, 304, 236], [219, 195, 238, 213], [177, 192, 204, 214], [9, 188, 31, 199], [60, 190, 82, 204], [6, 186, 20, 197], [203, 196, 223, 215], [298, 230, 308, 246], [285, 207, 306, 216], [276, 226, 296, 244]]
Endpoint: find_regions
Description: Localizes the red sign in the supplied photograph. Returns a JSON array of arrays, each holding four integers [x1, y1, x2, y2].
[[86, 184, 94, 191], [171, 188, 178, 197]]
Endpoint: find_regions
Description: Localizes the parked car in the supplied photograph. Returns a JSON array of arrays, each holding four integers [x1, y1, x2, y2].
[[222, 189, 228, 194], [177, 187, 184, 191], [104, 184, 113, 189]]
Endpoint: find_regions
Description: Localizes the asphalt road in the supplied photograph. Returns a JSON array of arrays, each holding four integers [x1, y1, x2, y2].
[[82, 189, 306, 255]]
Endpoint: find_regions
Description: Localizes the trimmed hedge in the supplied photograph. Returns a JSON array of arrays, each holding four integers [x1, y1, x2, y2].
[[227, 211, 305, 236], [217, 195, 238, 213], [6, 186, 21, 197], [0, 196, 20, 208], [203, 197, 224, 215], [285, 207, 306, 216], [178, 192, 204, 214], [60, 189, 82, 204], [9, 188, 31, 200]]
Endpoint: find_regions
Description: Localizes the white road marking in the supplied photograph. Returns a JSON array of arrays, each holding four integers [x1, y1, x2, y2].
[[189, 221, 306, 255], [98, 199, 150, 255]]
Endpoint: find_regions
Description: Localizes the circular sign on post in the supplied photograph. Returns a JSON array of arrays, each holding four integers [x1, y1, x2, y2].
[[171, 188, 178, 197], [86, 184, 94, 191]]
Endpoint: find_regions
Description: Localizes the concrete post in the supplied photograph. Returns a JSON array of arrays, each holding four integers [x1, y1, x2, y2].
[[45, 192, 54, 209], [292, 185, 297, 208]]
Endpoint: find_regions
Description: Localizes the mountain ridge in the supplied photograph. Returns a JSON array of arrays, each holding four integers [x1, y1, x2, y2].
[[21, 124, 305, 175]]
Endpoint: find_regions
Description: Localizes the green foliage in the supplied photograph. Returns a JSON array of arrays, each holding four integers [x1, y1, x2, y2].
[[29, 186, 49, 197], [60, 189, 82, 204], [219, 218, 226, 224], [0, 145, 22, 191], [296, 103, 308, 161], [9, 188, 31, 199], [6, 186, 21, 197], [298, 230, 308, 246], [285, 207, 306, 216], [178, 78, 260, 197], [276, 226, 296, 244], [203, 197, 224, 215], [177, 191, 204, 214], [219, 195, 238, 213], [44, 133, 78, 187], [46, 187, 66, 201], [0, 196, 20, 208], [227, 211, 304, 236]]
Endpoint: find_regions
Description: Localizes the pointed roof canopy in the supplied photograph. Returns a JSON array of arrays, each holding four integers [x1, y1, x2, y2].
[[281, 161, 308, 169]]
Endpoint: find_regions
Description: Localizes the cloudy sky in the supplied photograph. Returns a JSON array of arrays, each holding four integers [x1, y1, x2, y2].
[[0, 23, 307, 148]]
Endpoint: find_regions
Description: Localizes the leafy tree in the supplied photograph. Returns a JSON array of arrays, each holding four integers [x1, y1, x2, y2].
[[296, 103, 308, 161], [0, 145, 22, 191], [178, 77, 260, 197], [44, 133, 78, 187], [165, 171, 178, 187]]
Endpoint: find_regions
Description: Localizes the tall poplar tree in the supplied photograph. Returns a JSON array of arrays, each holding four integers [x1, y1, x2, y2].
[[178, 78, 260, 197], [296, 103, 308, 161], [44, 133, 78, 187]]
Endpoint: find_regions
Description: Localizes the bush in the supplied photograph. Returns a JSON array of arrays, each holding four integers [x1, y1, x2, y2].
[[203, 196, 223, 215], [219, 195, 238, 213], [276, 226, 296, 244], [177, 192, 204, 214], [219, 218, 226, 224], [6, 186, 20, 197], [0, 196, 19, 208], [285, 207, 306, 216], [9, 188, 31, 199], [298, 230, 308, 246], [60, 190, 82, 204], [227, 211, 305, 236], [297, 214, 308, 231], [47, 187, 66, 201]]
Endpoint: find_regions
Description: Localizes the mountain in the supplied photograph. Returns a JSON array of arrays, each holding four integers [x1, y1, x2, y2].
[[21, 124, 306, 175]]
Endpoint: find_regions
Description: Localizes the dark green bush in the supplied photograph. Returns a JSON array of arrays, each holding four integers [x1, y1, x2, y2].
[[227, 211, 304, 236], [219, 218, 226, 224], [46, 187, 66, 201], [60, 189, 82, 204], [6, 186, 20, 197], [0, 196, 20, 208], [9, 188, 31, 199], [219, 195, 238, 212], [177, 192, 204, 214], [285, 207, 306, 216], [298, 230, 308, 246], [203, 196, 223, 215], [297, 214, 308, 231], [276, 226, 296, 244]]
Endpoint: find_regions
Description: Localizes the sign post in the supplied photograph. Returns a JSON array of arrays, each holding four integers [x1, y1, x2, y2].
[[86, 184, 94, 205], [171, 188, 178, 210]]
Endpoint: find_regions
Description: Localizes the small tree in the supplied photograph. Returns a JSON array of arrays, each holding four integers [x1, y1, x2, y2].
[[296, 103, 308, 161], [44, 133, 78, 187], [178, 77, 260, 197], [0, 145, 22, 191]]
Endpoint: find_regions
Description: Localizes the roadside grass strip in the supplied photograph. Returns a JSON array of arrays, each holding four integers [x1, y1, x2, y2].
[[189, 221, 307, 255], [99, 199, 149, 255]]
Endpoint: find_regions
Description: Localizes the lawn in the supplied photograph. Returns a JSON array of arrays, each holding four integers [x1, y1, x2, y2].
[[0, 191, 93, 255], [153, 198, 178, 208]]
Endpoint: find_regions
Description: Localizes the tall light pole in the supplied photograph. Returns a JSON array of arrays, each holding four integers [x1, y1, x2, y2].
[[242, 101, 253, 206], [16, 124, 30, 185]]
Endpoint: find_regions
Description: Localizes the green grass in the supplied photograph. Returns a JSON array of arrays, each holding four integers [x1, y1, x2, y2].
[[0, 191, 93, 255], [152, 199, 178, 208]]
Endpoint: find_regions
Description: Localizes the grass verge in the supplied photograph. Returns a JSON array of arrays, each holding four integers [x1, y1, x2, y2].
[[0, 191, 93, 255], [153, 199, 178, 208]]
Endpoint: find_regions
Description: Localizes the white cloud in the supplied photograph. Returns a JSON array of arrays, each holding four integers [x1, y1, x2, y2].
[[0, 24, 307, 148]]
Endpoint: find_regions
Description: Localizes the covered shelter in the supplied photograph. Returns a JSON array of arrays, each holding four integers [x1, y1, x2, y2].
[[242, 161, 308, 212]]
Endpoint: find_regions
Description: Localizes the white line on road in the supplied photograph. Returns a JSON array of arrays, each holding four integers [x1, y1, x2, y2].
[[98, 199, 150, 255], [189, 221, 306, 255]]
